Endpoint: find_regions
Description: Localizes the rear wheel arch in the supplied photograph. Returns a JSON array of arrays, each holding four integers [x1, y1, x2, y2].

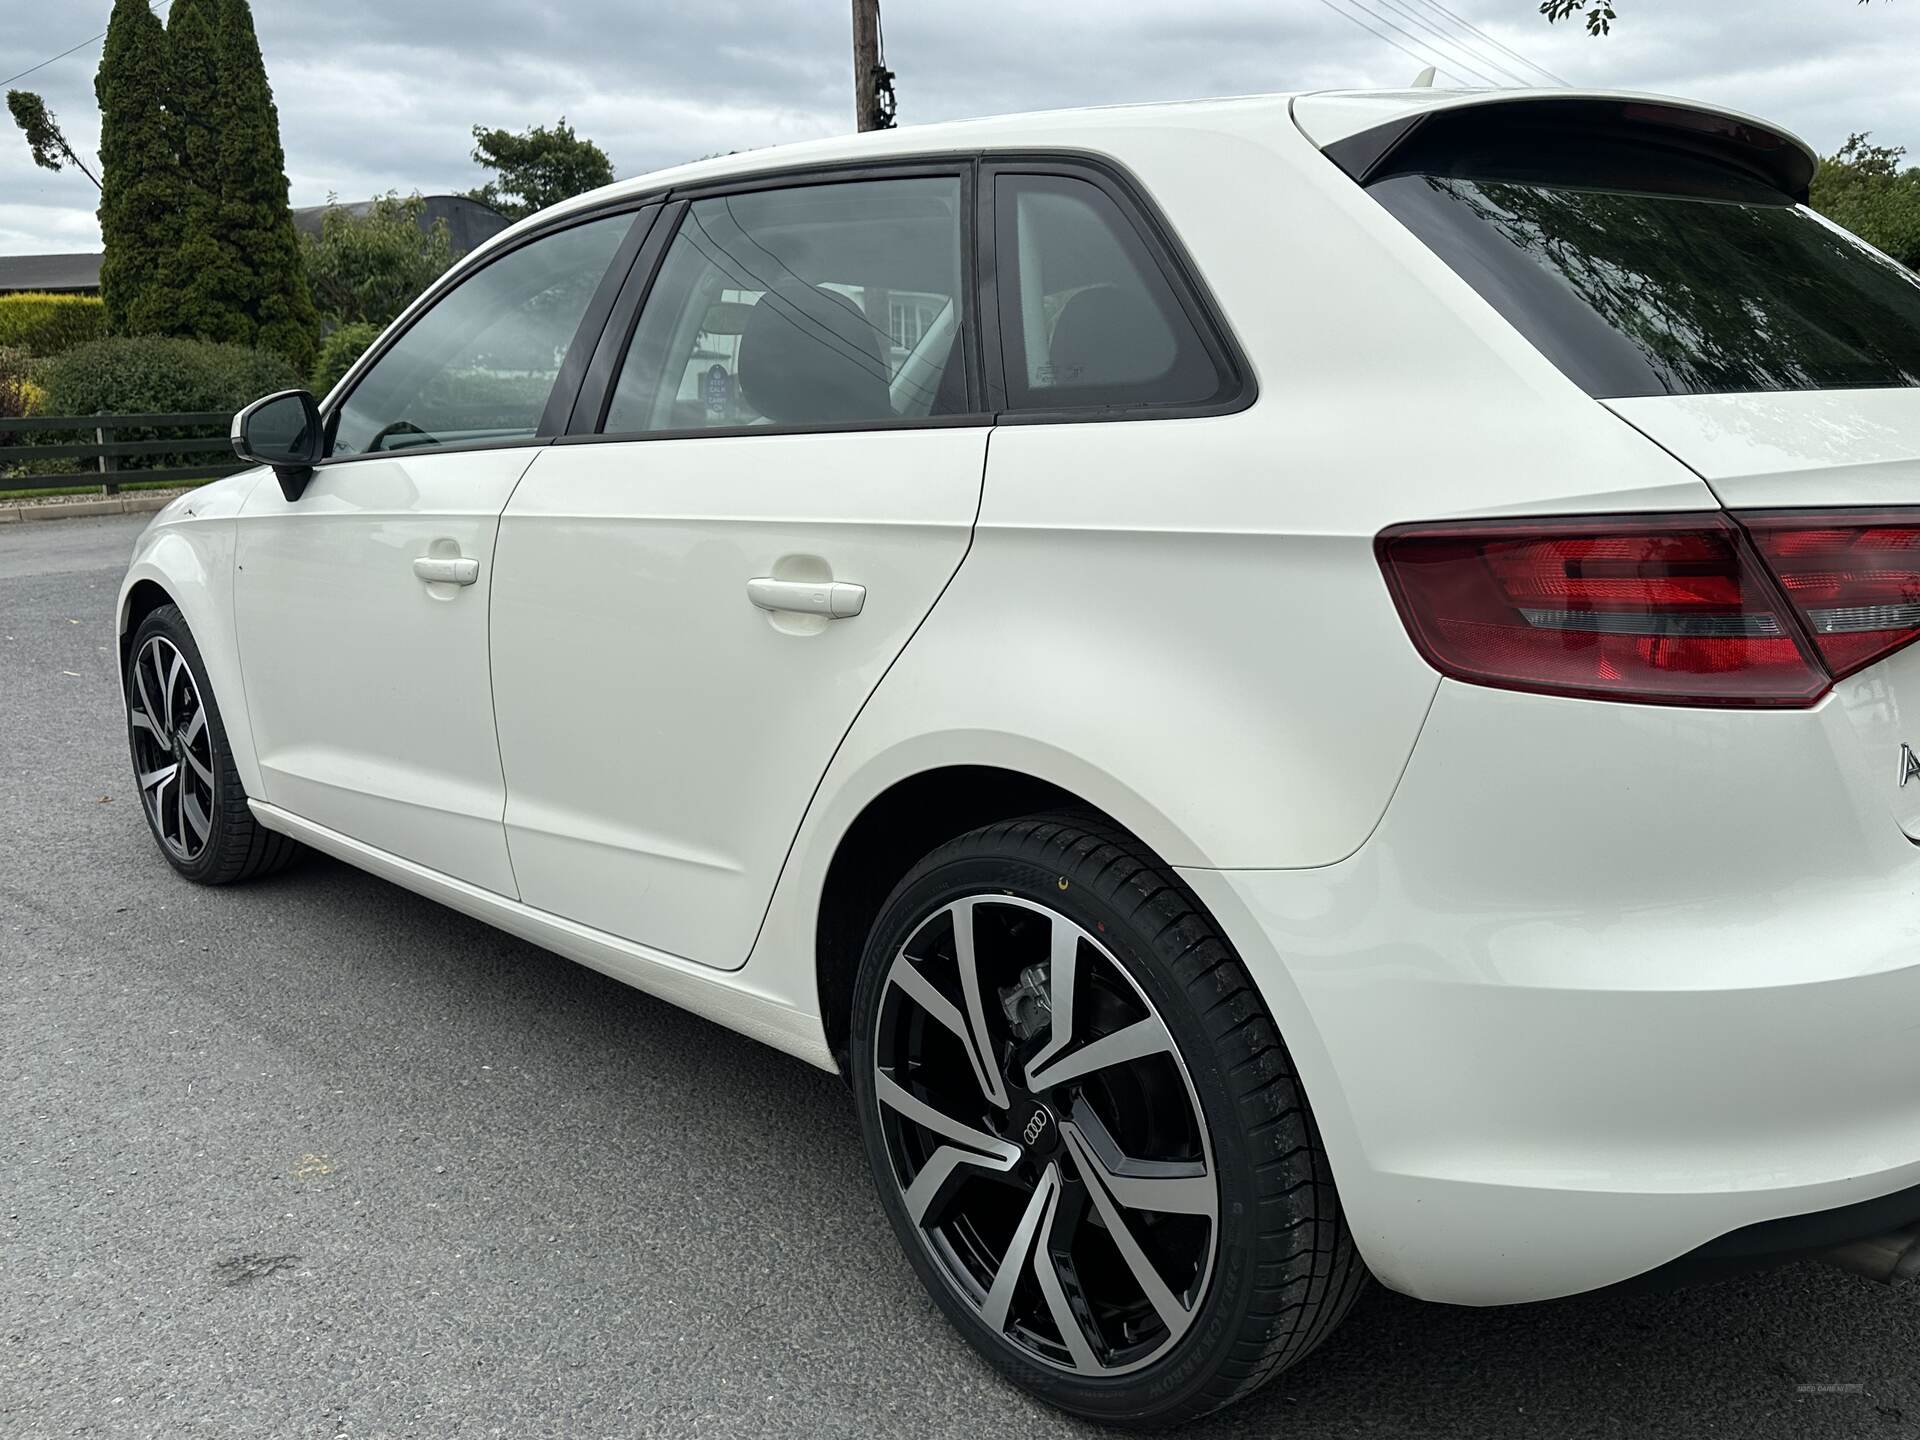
[[816, 766, 1092, 1071]]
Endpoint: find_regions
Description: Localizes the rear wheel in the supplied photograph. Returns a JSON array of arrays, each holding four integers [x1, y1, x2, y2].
[[850, 813, 1364, 1427], [125, 604, 299, 884]]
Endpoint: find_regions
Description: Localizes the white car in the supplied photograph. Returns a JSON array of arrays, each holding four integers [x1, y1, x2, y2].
[[119, 87, 1920, 1425]]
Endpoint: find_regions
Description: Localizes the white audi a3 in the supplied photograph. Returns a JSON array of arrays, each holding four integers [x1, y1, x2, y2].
[[119, 87, 1920, 1426]]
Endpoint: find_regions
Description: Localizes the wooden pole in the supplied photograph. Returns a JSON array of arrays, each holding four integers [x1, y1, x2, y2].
[[853, 0, 881, 132]]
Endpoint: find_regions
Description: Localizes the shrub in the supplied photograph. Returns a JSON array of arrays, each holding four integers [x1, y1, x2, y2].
[[310, 321, 380, 397], [304, 195, 454, 329], [0, 292, 106, 356], [34, 336, 301, 474], [38, 335, 300, 418]]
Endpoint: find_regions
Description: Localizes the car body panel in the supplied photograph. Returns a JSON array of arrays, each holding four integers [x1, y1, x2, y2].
[[231, 449, 535, 896], [490, 428, 988, 968]]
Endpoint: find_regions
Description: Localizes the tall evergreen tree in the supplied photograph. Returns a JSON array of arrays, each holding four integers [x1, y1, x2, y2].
[[94, 0, 180, 336], [165, 0, 317, 369]]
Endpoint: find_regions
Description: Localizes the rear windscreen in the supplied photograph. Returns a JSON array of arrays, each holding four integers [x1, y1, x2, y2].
[[1370, 170, 1920, 398]]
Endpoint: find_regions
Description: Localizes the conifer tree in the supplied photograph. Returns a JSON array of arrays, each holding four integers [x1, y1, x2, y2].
[[94, 0, 180, 336], [165, 0, 317, 369]]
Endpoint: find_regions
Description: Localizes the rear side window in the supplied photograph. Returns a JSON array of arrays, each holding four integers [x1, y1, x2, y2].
[[603, 176, 968, 433], [993, 173, 1230, 411], [1370, 168, 1920, 399]]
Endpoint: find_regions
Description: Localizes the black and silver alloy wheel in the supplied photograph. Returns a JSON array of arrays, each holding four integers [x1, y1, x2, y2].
[[128, 634, 216, 863], [853, 814, 1365, 1427], [124, 603, 300, 885], [874, 894, 1216, 1376]]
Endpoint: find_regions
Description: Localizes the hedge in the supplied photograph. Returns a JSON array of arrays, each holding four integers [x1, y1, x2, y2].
[[33, 336, 302, 474], [38, 335, 300, 419], [0, 292, 106, 356]]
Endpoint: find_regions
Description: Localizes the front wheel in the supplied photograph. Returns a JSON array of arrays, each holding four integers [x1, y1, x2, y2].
[[850, 814, 1364, 1428], [125, 603, 299, 884]]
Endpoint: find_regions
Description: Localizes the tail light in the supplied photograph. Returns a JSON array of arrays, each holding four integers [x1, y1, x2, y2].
[[1376, 510, 1920, 708]]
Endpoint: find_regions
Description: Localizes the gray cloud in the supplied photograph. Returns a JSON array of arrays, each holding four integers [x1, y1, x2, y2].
[[3, 0, 1917, 254]]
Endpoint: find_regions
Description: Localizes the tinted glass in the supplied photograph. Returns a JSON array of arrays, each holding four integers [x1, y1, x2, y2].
[[333, 213, 631, 456], [995, 173, 1225, 411], [605, 177, 967, 433], [1372, 173, 1920, 398]]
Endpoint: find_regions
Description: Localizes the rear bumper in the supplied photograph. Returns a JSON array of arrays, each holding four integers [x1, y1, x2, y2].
[[1182, 677, 1920, 1305]]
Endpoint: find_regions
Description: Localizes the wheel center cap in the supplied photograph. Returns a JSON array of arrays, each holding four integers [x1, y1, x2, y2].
[[1010, 1093, 1061, 1159]]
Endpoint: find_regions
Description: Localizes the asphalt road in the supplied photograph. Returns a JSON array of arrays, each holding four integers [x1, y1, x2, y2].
[[5, 512, 1919, 1440]]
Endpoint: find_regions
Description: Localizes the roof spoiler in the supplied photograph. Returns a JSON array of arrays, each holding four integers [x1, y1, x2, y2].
[[1321, 95, 1817, 203]]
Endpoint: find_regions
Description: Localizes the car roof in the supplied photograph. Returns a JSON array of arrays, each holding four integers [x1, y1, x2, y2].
[[470, 86, 1818, 259]]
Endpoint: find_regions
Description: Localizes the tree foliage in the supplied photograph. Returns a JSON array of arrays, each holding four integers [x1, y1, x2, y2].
[[303, 194, 455, 329], [467, 118, 614, 220], [95, 0, 183, 337], [309, 320, 380, 396], [1541, 0, 1873, 34], [6, 90, 98, 187], [1811, 135, 1920, 271], [163, 0, 317, 369]]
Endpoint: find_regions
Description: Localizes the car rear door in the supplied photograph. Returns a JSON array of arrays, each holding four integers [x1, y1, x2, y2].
[[489, 165, 988, 966], [233, 206, 653, 894]]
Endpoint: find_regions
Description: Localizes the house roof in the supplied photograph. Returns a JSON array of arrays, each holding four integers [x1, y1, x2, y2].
[[0, 252, 103, 294], [290, 193, 511, 257]]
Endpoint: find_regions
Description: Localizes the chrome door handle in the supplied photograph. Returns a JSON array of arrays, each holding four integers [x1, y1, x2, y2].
[[413, 555, 479, 586], [746, 576, 865, 619]]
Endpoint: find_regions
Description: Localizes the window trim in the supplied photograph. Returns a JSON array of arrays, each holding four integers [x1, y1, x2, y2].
[[314, 200, 660, 469], [565, 157, 989, 442], [976, 152, 1255, 424]]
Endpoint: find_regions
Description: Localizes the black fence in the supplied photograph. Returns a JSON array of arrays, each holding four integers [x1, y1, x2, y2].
[[0, 412, 247, 495]]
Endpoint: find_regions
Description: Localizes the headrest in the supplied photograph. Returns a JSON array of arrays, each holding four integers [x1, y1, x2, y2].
[[739, 282, 892, 423], [1045, 283, 1173, 389]]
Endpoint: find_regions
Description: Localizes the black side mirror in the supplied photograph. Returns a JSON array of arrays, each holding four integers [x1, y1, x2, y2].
[[232, 389, 324, 501]]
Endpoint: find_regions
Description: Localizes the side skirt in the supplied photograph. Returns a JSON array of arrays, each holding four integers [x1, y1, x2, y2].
[[250, 801, 836, 1072]]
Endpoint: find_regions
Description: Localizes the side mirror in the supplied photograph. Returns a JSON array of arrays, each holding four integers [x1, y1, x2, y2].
[[232, 389, 324, 501]]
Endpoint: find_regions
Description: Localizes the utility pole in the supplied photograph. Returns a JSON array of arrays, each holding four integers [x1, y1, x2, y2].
[[852, 0, 896, 132]]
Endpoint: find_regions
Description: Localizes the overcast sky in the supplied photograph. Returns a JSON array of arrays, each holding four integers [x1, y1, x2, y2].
[[3, 0, 1918, 255]]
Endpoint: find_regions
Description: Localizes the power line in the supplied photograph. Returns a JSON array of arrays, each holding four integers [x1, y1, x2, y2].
[[1371, 0, 1539, 86], [1412, 0, 1569, 85], [0, 0, 172, 91], [1334, 0, 1500, 85], [1312, 0, 1468, 85]]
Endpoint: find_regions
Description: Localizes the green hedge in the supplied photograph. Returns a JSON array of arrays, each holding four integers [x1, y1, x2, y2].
[[38, 336, 300, 419], [310, 321, 380, 397], [0, 292, 106, 356], [33, 337, 302, 475]]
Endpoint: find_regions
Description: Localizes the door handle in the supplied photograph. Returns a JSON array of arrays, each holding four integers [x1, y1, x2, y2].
[[413, 555, 479, 586], [746, 576, 865, 619]]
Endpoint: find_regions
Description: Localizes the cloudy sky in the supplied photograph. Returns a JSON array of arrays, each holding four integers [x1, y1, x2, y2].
[[3, 0, 1917, 255]]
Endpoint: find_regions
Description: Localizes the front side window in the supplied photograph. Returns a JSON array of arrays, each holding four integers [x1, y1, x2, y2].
[[332, 212, 632, 456], [994, 173, 1229, 412], [603, 176, 968, 434]]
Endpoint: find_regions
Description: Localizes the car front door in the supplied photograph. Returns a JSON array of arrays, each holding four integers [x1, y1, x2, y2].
[[490, 169, 987, 965], [233, 207, 649, 894]]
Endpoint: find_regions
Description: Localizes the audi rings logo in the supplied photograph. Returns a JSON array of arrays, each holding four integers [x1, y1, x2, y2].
[[1023, 1108, 1051, 1146]]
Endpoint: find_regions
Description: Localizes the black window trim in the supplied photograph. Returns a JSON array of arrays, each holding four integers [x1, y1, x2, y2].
[[313, 198, 662, 469], [977, 150, 1255, 425], [560, 155, 989, 446]]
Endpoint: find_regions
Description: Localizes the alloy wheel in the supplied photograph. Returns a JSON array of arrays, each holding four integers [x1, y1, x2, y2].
[[128, 635, 216, 863], [872, 894, 1218, 1376]]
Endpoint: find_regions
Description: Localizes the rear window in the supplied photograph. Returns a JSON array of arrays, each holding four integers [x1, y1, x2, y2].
[[1370, 169, 1920, 399]]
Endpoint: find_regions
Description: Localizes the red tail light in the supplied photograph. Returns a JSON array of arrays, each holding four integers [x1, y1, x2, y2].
[[1376, 513, 1831, 707], [1738, 511, 1920, 680]]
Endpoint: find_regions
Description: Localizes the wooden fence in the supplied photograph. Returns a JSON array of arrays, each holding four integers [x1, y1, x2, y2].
[[0, 412, 247, 495]]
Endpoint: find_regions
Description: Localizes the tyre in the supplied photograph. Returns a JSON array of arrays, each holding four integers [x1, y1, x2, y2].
[[125, 604, 300, 885], [850, 813, 1364, 1428]]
